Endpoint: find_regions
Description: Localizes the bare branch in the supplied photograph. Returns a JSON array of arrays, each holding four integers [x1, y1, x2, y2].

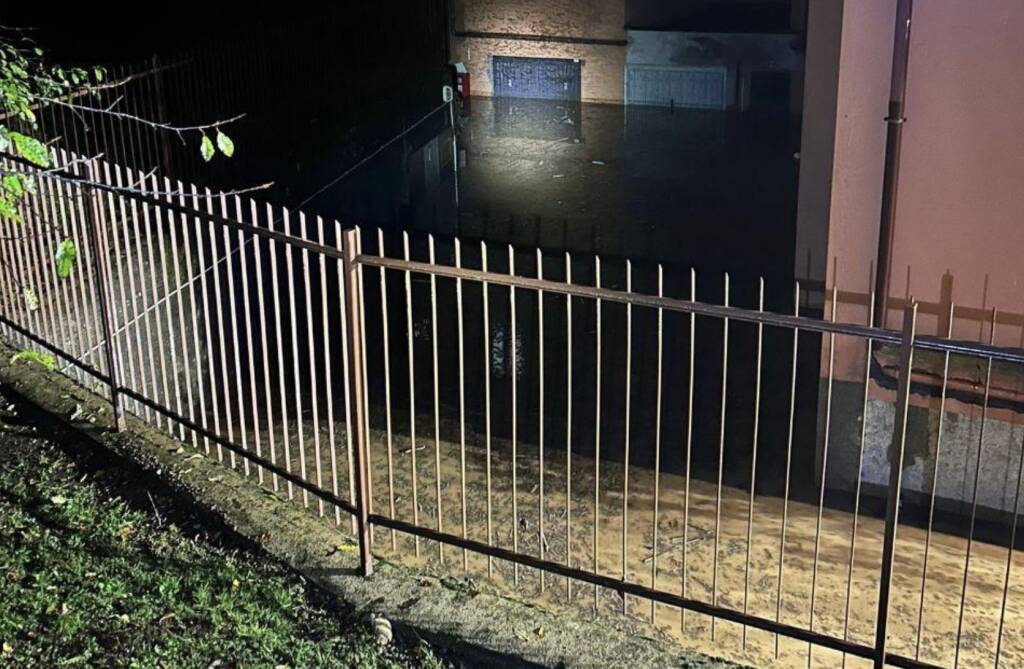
[[34, 95, 245, 144]]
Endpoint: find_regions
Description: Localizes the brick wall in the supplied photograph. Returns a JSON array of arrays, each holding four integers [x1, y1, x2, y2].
[[452, 0, 626, 103]]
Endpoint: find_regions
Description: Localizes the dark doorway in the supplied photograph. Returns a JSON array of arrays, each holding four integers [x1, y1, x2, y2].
[[492, 56, 582, 101]]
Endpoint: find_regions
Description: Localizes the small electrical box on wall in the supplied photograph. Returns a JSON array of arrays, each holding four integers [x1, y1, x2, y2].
[[454, 62, 470, 99]]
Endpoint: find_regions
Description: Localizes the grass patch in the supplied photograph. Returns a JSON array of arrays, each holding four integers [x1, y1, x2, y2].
[[0, 399, 446, 669]]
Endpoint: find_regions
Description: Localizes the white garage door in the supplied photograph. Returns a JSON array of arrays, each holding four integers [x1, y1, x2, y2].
[[625, 65, 728, 109]]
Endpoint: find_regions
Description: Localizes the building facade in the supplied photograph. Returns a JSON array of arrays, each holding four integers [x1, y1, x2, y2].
[[450, 0, 628, 103], [450, 0, 805, 109]]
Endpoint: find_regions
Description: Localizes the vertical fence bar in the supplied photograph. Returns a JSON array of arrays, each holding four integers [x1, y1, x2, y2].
[[456, 238, 468, 569], [253, 202, 277, 487], [537, 248, 546, 590], [430, 234, 444, 563], [286, 211, 308, 502], [269, 204, 293, 497], [335, 222, 356, 534], [53, 152, 89, 384], [357, 228, 372, 532], [775, 281, 800, 658], [742, 277, 765, 646], [125, 169, 156, 424], [622, 259, 633, 614], [166, 177, 197, 448], [481, 241, 493, 577], [509, 244, 519, 585], [106, 168, 139, 413], [154, 176, 184, 439], [113, 168, 146, 414], [682, 268, 696, 633], [121, 170, 151, 422], [204, 189, 229, 455], [565, 251, 573, 601], [302, 214, 323, 511], [342, 228, 373, 577], [313, 218, 337, 516], [873, 303, 918, 669], [71, 160, 105, 378], [211, 192, 237, 461], [240, 199, 264, 483], [378, 229, 397, 547], [808, 284, 838, 666], [403, 231, 420, 557], [594, 256, 603, 612], [712, 272, 730, 641], [650, 265, 665, 624], [193, 186, 220, 454], [82, 182, 125, 430], [223, 195, 249, 476]]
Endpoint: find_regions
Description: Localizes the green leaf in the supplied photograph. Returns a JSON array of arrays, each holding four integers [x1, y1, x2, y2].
[[215, 130, 234, 158], [200, 134, 215, 162], [0, 197, 20, 222], [93, 67, 104, 82], [23, 288, 38, 311], [2, 173, 23, 200], [11, 350, 55, 370], [10, 132, 50, 168], [55, 239, 76, 279]]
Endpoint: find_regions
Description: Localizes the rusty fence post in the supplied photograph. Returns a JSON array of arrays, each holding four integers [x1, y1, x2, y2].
[[82, 180, 127, 431], [873, 303, 917, 668], [342, 227, 374, 576]]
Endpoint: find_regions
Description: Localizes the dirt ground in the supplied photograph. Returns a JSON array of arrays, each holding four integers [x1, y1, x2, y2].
[[216, 413, 1024, 669]]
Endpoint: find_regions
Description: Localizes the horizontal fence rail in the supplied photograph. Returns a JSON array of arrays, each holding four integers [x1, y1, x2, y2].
[[1, 147, 1022, 669]]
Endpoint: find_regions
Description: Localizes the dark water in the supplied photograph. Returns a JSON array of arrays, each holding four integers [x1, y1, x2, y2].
[[254, 97, 826, 500], [75, 90, 824, 504]]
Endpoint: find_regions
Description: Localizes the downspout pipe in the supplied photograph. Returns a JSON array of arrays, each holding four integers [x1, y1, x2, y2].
[[873, 0, 915, 328]]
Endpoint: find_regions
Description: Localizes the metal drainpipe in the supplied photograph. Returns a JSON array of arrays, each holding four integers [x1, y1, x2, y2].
[[873, 0, 915, 328]]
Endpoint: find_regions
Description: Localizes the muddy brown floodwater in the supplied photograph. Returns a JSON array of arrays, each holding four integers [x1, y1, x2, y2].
[[243, 416, 1022, 669]]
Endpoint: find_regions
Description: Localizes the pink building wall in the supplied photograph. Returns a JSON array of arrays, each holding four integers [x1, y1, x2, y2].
[[800, 0, 1024, 386]]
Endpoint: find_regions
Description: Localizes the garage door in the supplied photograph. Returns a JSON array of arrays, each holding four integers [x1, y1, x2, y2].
[[492, 56, 582, 101], [626, 65, 727, 109]]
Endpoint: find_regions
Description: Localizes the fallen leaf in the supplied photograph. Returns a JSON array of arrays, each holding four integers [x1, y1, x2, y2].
[[50, 495, 67, 505]]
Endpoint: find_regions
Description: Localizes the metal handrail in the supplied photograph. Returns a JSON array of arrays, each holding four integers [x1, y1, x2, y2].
[[356, 253, 1024, 365]]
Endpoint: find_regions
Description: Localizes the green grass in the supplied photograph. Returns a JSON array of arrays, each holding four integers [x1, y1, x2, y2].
[[0, 403, 446, 669]]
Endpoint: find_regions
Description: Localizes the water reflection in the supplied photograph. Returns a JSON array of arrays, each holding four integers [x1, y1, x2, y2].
[[284, 97, 821, 500]]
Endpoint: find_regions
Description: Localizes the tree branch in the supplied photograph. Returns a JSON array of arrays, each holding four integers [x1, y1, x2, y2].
[[34, 95, 245, 145]]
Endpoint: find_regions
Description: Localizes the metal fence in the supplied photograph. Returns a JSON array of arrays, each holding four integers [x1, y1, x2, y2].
[[2, 148, 1024, 669]]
